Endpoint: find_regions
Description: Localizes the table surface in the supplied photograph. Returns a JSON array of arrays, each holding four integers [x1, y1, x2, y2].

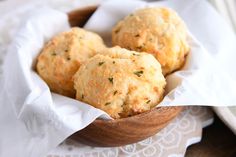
[[68, 2, 236, 156], [185, 114, 236, 157], [185, 1, 236, 156]]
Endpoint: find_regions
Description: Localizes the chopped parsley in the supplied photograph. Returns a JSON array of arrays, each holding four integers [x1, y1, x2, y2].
[[146, 100, 151, 104], [98, 61, 105, 66], [105, 102, 111, 106], [108, 77, 113, 84], [114, 28, 120, 34], [136, 45, 143, 50], [113, 90, 118, 95], [133, 71, 143, 77], [132, 53, 140, 56]]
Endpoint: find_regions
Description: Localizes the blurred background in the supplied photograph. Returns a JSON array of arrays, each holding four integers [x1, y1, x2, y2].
[[0, 0, 236, 33], [209, 0, 236, 32]]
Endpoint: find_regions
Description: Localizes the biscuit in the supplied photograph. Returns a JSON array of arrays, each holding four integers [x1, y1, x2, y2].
[[112, 7, 190, 75], [73, 46, 166, 118], [37, 27, 105, 97]]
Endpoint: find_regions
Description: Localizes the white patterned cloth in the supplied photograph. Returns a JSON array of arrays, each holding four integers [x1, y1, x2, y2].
[[48, 107, 213, 157]]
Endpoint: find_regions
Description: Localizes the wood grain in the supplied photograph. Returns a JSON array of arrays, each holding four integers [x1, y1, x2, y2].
[[68, 6, 97, 27], [70, 107, 183, 147], [67, 7, 183, 147], [185, 115, 236, 157]]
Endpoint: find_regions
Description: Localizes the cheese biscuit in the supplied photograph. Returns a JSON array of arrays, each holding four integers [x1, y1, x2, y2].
[[112, 7, 190, 75], [37, 27, 105, 97], [74, 46, 166, 118]]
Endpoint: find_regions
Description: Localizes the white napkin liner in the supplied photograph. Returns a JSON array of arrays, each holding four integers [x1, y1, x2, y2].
[[1, 0, 236, 157]]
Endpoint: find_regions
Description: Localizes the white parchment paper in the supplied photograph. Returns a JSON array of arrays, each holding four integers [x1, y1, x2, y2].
[[0, 0, 236, 157], [84, 0, 236, 106], [0, 7, 109, 157]]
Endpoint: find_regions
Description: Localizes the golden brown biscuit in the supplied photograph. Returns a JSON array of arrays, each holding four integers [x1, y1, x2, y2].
[[112, 7, 190, 75], [73, 46, 166, 119], [37, 27, 105, 97]]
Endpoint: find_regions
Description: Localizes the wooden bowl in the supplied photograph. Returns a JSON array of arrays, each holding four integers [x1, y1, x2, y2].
[[67, 6, 183, 147]]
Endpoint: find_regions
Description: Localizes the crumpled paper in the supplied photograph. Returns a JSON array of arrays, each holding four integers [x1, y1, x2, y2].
[[0, 0, 236, 157]]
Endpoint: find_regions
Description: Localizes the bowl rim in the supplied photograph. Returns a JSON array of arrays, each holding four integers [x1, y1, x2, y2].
[[93, 106, 183, 123]]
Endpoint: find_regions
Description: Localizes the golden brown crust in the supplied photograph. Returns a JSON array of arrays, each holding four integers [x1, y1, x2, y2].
[[112, 7, 190, 75], [36, 27, 105, 97], [73, 46, 166, 119]]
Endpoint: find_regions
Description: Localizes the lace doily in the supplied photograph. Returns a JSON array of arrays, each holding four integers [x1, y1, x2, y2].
[[47, 107, 213, 157]]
